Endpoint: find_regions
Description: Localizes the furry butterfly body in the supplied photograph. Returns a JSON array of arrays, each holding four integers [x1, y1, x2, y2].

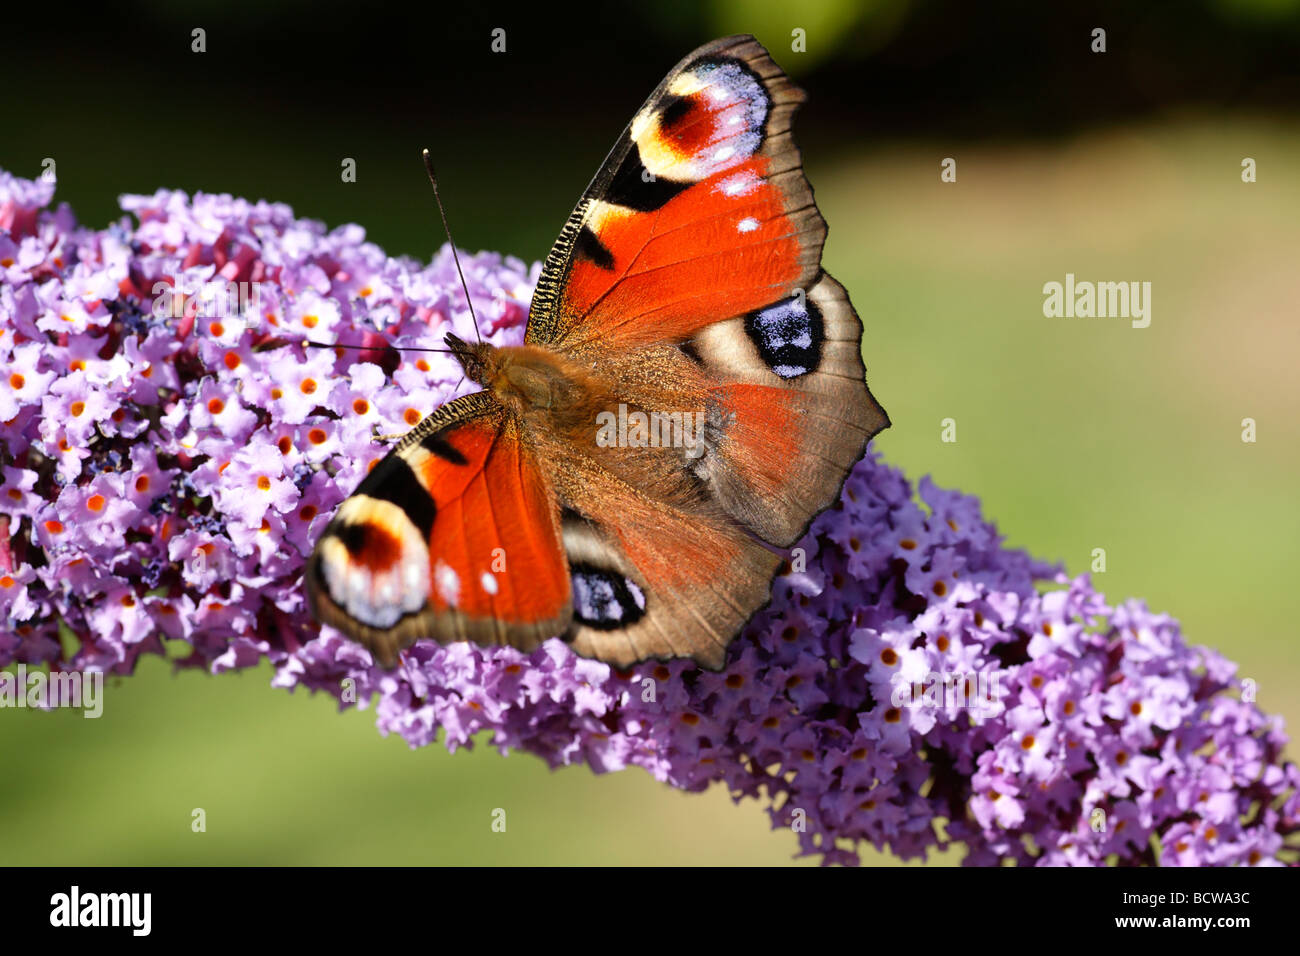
[[306, 35, 889, 668]]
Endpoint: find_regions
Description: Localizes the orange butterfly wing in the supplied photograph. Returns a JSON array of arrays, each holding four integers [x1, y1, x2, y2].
[[529, 35, 888, 551], [306, 392, 570, 666], [527, 35, 823, 353]]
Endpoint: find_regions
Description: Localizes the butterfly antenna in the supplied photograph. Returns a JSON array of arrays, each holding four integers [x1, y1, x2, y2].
[[303, 340, 454, 355], [422, 149, 482, 345]]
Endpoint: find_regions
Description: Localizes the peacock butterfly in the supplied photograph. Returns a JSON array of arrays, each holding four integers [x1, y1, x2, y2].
[[306, 35, 889, 668]]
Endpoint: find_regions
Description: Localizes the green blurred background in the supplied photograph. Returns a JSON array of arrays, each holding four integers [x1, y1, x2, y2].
[[2, 0, 1297, 864]]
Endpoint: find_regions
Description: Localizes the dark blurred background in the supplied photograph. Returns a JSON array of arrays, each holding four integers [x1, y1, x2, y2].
[[3, 0, 1298, 259], [3, 0, 1298, 865]]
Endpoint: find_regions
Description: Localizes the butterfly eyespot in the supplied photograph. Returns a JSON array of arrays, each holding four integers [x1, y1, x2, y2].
[[744, 295, 823, 380], [570, 563, 647, 630]]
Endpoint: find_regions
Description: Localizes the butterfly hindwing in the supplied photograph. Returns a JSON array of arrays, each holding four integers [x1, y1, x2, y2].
[[560, 509, 781, 670], [691, 271, 888, 546], [306, 391, 572, 666]]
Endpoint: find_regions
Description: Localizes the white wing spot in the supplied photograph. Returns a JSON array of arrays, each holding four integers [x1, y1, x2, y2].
[[718, 172, 760, 197], [480, 571, 498, 596], [435, 560, 461, 607], [737, 217, 760, 233]]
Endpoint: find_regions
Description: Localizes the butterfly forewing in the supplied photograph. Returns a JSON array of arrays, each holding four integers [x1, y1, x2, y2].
[[305, 391, 572, 666]]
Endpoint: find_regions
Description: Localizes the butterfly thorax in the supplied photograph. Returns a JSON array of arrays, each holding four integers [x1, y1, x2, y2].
[[446, 332, 607, 430]]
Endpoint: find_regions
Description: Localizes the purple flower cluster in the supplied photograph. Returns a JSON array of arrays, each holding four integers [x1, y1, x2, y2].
[[2, 170, 1296, 865]]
